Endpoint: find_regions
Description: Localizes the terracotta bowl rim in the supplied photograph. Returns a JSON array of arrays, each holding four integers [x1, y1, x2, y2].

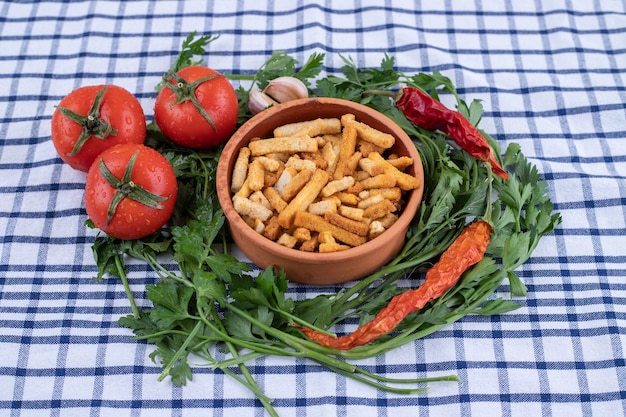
[[216, 97, 424, 265]]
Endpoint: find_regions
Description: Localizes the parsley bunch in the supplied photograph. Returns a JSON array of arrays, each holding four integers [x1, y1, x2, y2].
[[91, 35, 561, 416]]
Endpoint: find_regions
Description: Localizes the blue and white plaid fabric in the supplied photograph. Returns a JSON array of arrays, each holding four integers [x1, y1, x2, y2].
[[1, 1, 625, 416]]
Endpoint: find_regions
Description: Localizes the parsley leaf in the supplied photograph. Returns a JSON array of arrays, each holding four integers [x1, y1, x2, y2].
[[156, 32, 219, 92], [91, 234, 124, 281], [253, 51, 325, 89], [147, 282, 194, 329]]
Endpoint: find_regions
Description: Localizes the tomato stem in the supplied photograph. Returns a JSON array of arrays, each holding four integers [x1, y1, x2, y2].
[[98, 150, 170, 226], [162, 71, 223, 133], [54, 87, 118, 156]]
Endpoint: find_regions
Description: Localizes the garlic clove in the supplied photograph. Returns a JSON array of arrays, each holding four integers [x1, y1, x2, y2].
[[248, 90, 278, 115], [263, 76, 309, 103]]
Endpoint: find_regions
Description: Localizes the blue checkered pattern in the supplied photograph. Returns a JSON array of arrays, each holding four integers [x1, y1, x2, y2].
[[1, 1, 625, 416]]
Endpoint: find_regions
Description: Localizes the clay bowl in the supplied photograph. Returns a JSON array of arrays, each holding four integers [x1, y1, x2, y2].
[[216, 97, 424, 285]]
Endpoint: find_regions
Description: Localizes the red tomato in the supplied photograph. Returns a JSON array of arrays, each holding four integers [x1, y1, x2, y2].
[[154, 65, 238, 149], [51, 85, 146, 172], [85, 143, 178, 240]]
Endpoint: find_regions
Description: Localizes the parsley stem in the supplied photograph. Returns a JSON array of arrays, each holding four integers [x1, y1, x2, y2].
[[316, 360, 456, 394], [210, 308, 278, 416], [115, 253, 140, 318], [211, 351, 265, 369], [132, 328, 214, 340], [269, 307, 335, 336], [213, 365, 276, 413], [222, 303, 453, 393], [355, 367, 458, 384], [224, 73, 256, 81], [143, 253, 194, 288], [158, 320, 202, 382], [194, 307, 303, 360], [222, 303, 359, 372], [329, 244, 447, 319]]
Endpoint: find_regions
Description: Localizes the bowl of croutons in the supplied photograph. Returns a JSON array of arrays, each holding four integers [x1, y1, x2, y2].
[[216, 97, 424, 285]]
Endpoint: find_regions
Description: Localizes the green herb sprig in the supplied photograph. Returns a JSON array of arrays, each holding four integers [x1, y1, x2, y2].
[[155, 31, 219, 92], [91, 34, 561, 417]]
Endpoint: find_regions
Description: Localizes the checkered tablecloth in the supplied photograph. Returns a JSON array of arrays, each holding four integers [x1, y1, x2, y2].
[[1, 1, 625, 416]]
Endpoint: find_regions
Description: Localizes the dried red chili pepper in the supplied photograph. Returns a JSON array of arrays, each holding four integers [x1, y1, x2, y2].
[[395, 87, 509, 180], [297, 220, 492, 350]]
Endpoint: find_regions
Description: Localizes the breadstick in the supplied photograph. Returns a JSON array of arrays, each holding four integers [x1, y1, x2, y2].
[[293, 211, 367, 247], [273, 118, 341, 138], [278, 169, 330, 228], [231, 147, 250, 193], [353, 120, 395, 148], [248, 135, 318, 156], [368, 152, 420, 191]]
